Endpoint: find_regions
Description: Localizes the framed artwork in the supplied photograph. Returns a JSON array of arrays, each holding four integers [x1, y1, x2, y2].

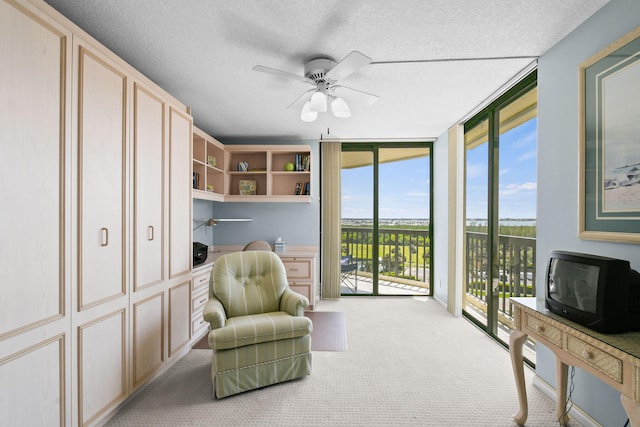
[[579, 25, 640, 243]]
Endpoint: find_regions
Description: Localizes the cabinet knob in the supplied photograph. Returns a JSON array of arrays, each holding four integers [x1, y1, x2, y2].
[[535, 325, 544, 333], [148, 225, 154, 241], [581, 350, 593, 360]]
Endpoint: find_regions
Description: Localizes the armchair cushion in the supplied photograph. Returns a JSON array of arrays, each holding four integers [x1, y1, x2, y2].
[[209, 311, 312, 351]]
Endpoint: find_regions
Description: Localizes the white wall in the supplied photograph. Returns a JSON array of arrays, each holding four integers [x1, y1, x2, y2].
[[537, 0, 640, 424]]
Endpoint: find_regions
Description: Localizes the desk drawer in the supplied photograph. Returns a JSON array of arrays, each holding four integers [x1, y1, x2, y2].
[[192, 287, 209, 313], [566, 335, 623, 383], [289, 283, 311, 301], [192, 315, 209, 338], [524, 312, 562, 348], [192, 267, 212, 292], [281, 259, 312, 280]]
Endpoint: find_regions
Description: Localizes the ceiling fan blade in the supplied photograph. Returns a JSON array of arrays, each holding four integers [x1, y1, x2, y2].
[[333, 85, 379, 105], [252, 65, 315, 85], [325, 51, 372, 81], [287, 89, 314, 109]]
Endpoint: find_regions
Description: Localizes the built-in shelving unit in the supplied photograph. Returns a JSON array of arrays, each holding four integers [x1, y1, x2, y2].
[[192, 127, 225, 202], [192, 126, 312, 203]]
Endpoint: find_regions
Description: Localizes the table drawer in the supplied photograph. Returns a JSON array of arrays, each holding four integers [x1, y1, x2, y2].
[[524, 312, 562, 348], [566, 335, 623, 383], [281, 259, 312, 280], [192, 267, 212, 292]]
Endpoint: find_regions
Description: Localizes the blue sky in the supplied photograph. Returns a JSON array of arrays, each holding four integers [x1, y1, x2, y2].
[[466, 117, 537, 219], [341, 117, 537, 220]]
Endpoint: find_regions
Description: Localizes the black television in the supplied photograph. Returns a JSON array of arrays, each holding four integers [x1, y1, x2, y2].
[[545, 250, 640, 334]]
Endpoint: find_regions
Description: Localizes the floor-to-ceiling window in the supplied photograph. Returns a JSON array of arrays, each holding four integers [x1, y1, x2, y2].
[[340, 143, 433, 296], [464, 71, 537, 362]]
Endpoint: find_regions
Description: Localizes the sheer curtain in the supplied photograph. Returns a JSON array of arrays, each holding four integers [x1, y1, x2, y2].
[[320, 139, 341, 299]]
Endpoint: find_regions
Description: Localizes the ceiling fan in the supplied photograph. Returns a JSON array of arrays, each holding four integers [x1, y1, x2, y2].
[[253, 51, 379, 122]]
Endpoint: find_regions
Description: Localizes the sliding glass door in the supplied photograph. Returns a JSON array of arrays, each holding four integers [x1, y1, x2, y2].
[[463, 72, 537, 360], [340, 143, 432, 296]]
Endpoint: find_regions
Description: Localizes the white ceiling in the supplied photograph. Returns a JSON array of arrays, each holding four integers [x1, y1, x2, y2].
[[44, 0, 609, 142]]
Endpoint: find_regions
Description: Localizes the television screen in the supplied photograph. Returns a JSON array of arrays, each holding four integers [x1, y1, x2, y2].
[[548, 258, 599, 314]]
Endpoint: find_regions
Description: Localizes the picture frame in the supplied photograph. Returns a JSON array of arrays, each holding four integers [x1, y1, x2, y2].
[[579, 25, 640, 243]]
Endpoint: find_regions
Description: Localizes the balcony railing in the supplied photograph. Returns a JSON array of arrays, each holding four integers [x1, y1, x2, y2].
[[340, 226, 536, 317], [341, 226, 430, 291], [465, 231, 536, 319]]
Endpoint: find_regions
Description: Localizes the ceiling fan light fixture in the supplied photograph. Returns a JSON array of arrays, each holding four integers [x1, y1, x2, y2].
[[300, 101, 318, 122], [331, 96, 351, 118], [309, 90, 327, 112]]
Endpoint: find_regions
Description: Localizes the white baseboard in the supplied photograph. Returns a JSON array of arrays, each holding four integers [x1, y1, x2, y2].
[[532, 374, 602, 427]]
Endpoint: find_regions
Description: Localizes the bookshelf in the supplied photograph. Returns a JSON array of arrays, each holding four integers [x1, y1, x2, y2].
[[192, 127, 225, 202], [192, 126, 312, 203]]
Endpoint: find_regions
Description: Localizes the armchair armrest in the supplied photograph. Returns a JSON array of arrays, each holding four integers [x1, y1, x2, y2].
[[280, 288, 309, 316], [203, 296, 227, 329]]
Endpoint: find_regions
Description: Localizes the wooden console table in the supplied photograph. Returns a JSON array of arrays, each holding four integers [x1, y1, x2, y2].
[[510, 297, 640, 426]]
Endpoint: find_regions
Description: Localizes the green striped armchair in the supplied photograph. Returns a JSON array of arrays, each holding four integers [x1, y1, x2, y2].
[[203, 251, 313, 398]]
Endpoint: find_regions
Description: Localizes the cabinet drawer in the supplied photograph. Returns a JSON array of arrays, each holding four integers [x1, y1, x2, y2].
[[192, 287, 209, 313], [566, 335, 623, 383], [192, 267, 212, 292], [524, 312, 562, 348], [192, 314, 209, 337], [281, 259, 312, 280], [289, 283, 311, 301]]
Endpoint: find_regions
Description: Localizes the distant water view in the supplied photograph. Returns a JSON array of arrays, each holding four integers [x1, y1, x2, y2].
[[342, 218, 536, 227]]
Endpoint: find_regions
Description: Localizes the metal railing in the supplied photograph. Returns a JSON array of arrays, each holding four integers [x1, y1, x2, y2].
[[341, 226, 430, 290], [465, 231, 536, 319], [340, 226, 536, 315]]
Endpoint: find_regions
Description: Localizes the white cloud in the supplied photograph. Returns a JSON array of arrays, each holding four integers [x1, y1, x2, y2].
[[500, 182, 537, 197]]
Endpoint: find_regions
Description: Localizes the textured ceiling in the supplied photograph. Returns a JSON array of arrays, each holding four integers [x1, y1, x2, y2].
[[44, 0, 609, 142]]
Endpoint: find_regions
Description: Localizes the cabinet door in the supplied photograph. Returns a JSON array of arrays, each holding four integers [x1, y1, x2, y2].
[[77, 45, 127, 308], [75, 41, 129, 425], [133, 83, 164, 290], [168, 107, 192, 278], [0, 2, 71, 426]]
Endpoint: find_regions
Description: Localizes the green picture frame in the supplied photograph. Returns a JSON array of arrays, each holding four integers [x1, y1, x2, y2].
[[579, 25, 640, 243]]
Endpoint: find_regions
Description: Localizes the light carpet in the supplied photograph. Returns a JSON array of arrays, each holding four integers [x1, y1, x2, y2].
[[105, 297, 582, 426]]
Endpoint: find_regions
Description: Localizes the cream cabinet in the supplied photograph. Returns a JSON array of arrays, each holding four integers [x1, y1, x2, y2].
[[133, 83, 165, 291], [278, 253, 317, 310], [73, 35, 130, 426], [169, 107, 193, 279], [191, 266, 213, 341], [130, 81, 166, 392], [0, 1, 194, 425], [0, 1, 72, 425]]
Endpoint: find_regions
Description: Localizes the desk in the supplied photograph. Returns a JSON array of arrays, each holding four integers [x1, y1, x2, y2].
[[510, 297, 640, 426]]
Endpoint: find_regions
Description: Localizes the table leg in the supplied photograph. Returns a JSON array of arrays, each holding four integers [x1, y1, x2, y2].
[[621, 394, 640, 427], [556, 359, 570, 426], [510, 330, 528, 425]]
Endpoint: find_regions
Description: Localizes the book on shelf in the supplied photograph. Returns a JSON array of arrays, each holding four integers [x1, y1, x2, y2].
[[294, 153, 310, 172], [303, 182, 310, 195], [193, 172, 200, 189], [239, 179, 256, 195], [295, 182, 302, 195]]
